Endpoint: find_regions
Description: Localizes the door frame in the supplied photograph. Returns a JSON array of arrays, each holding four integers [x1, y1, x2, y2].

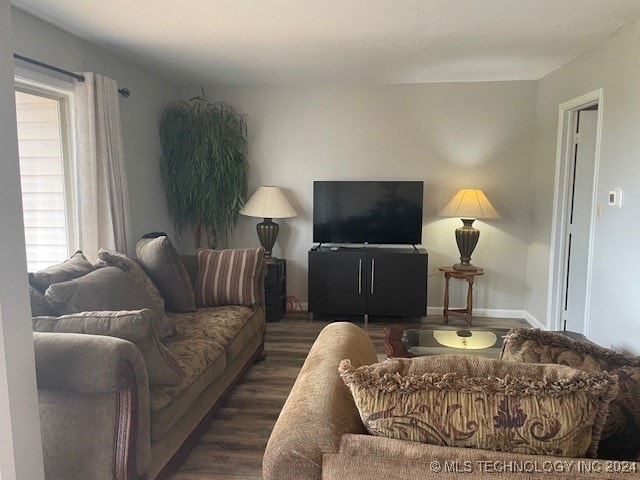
[[547, 89, 603, 333]]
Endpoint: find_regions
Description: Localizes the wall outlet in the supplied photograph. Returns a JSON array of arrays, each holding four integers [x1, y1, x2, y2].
[[608, 189, 622, 207]]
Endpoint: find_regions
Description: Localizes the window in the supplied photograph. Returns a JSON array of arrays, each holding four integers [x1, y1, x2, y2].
[[14, 80, 76, 272]]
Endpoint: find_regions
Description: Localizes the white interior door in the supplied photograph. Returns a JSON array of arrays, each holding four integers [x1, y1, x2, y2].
[[562, 109, 597, 333]]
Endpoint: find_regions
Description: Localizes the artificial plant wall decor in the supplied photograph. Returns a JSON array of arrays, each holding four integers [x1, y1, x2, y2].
[[159, 95, 249, 249]]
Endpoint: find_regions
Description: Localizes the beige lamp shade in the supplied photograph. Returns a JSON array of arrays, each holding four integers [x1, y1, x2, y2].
[[439, 189, 500, 220], [240, 186, 296, 260], [240, 186, 297, 219]]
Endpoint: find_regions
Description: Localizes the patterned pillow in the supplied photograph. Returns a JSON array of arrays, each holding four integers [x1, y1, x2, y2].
[[339, 354, 617, 458], [501, 328, 640, 460], [30, 251, 95, 292], [195, 248, 264, 307], [32, 310, 183, 386], [136, 236, 195, 313]]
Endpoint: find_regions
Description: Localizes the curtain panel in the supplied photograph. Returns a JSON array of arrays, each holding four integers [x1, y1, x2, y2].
[[73, 72, 132, 259]]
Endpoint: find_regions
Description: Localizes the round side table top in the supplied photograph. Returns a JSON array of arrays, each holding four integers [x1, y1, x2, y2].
[[439, 266, 484, 276]]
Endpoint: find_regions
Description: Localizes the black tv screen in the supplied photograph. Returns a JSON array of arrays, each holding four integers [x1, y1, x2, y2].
[[313, 181, 424, 245]]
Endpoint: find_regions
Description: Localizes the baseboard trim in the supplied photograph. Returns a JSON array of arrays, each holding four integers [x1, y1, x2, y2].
[[523, 311, 547, 330], [426, 306, 526, 319]]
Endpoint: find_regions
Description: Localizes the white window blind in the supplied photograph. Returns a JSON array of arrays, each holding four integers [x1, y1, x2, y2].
[[15, 90, 73, 272]]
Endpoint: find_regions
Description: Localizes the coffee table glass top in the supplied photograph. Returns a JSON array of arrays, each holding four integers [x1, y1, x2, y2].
[[401, 327, 507, 357]]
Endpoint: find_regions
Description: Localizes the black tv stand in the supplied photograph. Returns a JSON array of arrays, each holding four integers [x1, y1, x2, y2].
[[308, 246, 428, 324]]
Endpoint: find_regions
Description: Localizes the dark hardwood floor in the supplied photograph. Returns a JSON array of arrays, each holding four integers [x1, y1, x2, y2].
[[168, 312, 530, 479]]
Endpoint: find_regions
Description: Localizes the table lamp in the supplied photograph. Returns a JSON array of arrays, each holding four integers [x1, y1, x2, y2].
[[240, 186, 297, 260], [439, 189, 500, 271]]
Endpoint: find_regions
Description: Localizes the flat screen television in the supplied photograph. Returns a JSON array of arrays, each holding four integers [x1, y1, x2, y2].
[[313, 181, 424, 245]]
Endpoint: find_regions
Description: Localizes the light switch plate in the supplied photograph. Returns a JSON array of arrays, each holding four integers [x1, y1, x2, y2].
[[608, 189, 622, 207]]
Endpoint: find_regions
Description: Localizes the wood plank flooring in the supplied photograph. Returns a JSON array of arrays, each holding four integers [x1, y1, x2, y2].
[[168, 313, 530, 479]]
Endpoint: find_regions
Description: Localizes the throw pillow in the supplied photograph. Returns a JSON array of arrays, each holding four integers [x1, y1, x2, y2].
[[97, 249, 166, 311], [29, 285, 57, 317], [136, 236, 195, 313], [501, 328, 640, 460], [32, 310, 183, 386], [44, 266, 176, 338], [339, 354, 617, 458], [195, 248, 264, 307], [30, 251, 95, 292]]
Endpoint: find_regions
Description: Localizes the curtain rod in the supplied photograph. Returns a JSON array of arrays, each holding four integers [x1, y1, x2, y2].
[[13, 53, 131, 98]]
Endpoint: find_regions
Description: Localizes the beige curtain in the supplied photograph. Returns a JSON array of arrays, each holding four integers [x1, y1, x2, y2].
[[73, 72, 132, 259]]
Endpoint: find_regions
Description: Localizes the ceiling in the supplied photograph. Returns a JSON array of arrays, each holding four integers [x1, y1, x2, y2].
[[12, 0, 640, 87]]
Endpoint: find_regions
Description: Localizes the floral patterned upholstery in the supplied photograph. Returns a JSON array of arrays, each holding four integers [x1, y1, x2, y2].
[[149, 305, 260, 441], [151, 340, 226, 411], [501, 328, 640, 460], [166, 305, 257, 345], [340, 355, 617, 458]]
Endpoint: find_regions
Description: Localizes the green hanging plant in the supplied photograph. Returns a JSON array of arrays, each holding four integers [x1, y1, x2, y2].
[[159, 93, 249, 249]]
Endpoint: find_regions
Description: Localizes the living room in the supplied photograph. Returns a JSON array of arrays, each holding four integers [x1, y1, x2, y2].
[[1, 1, 640, 479]]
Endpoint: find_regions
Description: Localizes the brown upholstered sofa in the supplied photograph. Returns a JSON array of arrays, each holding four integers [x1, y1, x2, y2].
[[32, 251, 266, 480], [263, 322, 637, 480]]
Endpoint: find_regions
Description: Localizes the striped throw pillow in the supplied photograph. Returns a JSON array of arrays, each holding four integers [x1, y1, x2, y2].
[[195, 248, 264, 307]]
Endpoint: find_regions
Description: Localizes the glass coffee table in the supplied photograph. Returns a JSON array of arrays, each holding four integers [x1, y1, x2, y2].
[[383, 324, 512, 358]]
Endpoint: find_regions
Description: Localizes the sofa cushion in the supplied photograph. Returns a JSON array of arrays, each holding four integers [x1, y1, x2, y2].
[[97, 249, 175, 338], [167, 305, 262, 362], [180, 254, 199, 287], [29, 285, 57, 317], [30, 251, 95, 292], [136, 236, 195, 313], [97, 249, 167, 311], [501, 328, 640, 460], [149, 305, 261, 441], [150, 339, 227, 442], [195, 248, 264, 307], [44, 266, 175, 339], [32, 310, 183, 386], [339, 355, 617, 458]]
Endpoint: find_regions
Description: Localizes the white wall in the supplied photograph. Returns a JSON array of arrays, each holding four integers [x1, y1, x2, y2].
[[10, 7, 182, 252], [526, 19, 640, 353], [0, 1, 45, 478], [184, 82, 538, 313]]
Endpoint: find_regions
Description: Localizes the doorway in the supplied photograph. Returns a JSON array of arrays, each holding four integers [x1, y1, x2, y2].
[[548, 90, 603, 335]]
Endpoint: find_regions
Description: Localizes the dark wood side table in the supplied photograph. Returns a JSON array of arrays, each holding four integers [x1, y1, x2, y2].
[[265, 259, 286, 322], [439, 266, 484, 327]]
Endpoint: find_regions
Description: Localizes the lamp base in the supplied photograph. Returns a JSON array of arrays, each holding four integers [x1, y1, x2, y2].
[[453, 262, 479, 272], [453, 218, 480, 271], [256, 218, 279, 259]]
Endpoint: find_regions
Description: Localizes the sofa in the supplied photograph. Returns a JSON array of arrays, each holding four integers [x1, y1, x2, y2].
[[263, 322, 638, 480], [29, 239, 266, 480]]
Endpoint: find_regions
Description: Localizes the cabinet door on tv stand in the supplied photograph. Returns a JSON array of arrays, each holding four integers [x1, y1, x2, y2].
[[308, 250, 367, 315], [365, 251, 427, 317]]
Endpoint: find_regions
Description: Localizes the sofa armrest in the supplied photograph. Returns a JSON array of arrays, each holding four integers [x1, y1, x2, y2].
[[323, 434, 626, 479], [34, 332, 151, 480], [263, 322, 378, 480]]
